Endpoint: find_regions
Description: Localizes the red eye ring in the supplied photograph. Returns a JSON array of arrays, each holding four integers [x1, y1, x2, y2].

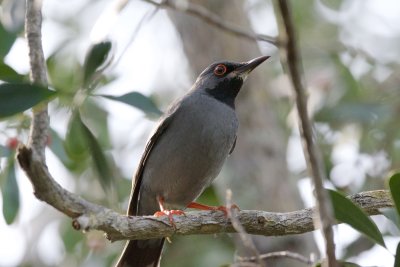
[[213, 64, 227, 76]]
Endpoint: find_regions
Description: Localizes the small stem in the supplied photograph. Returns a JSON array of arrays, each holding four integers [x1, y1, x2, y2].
[[274, 1, 337, 266], [237, 250, 313, 266], [226, 189, 263, 267], [143, 0, 279, 46]]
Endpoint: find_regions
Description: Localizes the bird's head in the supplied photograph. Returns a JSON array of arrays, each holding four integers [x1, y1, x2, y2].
[[194, 56, 270, 108]]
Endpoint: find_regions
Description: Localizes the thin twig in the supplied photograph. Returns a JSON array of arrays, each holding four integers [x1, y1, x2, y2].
[[88, 1, 160, 90], [275, 1, 337, 266], [90, 0, 130, 42], [226, 189, 263, 267], [143, 0, 279, 46], [237, 250, 313, 266], [112, 6, 159, 70]]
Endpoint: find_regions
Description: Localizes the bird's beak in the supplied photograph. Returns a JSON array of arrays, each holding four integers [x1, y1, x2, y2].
[[232, 55, 270, 79]]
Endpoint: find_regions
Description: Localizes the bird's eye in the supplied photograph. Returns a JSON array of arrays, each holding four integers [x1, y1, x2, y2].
[[213, 64, 227, 76]]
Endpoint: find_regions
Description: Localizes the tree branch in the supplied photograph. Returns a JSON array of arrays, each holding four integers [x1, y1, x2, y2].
[[24, 0, 49, 162], [16, 145, 394, 241], [275, 1, 337, 266], [143, 0, 279, 46]]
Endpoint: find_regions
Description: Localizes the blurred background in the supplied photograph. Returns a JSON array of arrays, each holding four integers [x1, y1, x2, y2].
[[0, 0, 400, 266]]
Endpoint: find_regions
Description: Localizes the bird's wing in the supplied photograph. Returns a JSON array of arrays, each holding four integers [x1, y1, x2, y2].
[[126, 108, 177, 216], [229, 136, 237, 155]]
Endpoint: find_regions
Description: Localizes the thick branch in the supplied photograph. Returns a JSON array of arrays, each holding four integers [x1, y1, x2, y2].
[[275, 1, 337, 266], [16, 147, 393, 241], [25, 0, 49, 162], [144, 0, 278, 46]]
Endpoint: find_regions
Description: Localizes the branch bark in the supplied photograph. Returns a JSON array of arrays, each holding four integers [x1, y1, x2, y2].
[[16, 145, 395, 241], [274, 1, 338, 266], [25, 0, 49, 162]]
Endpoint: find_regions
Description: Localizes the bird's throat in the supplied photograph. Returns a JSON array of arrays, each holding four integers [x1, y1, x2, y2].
[[204, 78, 243, 109]]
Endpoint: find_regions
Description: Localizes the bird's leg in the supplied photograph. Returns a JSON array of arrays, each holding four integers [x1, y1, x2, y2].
[[154, 196, 185, 228], [187, 202, 240, 216]]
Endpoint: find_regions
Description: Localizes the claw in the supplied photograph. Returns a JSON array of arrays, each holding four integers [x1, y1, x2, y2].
[[154, 196, 185, 228]]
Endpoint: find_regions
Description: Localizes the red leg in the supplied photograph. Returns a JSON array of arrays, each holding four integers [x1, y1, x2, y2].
[[153, 196, 185, 228], [187, 202, 240, 216]]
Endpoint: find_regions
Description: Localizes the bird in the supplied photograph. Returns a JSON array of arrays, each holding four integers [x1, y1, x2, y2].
[[115, 55, 270, 267]]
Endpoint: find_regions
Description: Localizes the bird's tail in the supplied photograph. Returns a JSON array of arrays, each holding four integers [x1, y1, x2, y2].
[[115, 238, 165, 267]]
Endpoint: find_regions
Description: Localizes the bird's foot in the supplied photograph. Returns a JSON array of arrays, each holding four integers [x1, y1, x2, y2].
[[155, 196, 186, 228], [187, 202, 240, 216], [154, 209, 185, 228]]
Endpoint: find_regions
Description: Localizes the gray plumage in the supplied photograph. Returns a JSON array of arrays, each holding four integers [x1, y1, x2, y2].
[[139, 90, 238, 214], [115, 56, 269, 267]]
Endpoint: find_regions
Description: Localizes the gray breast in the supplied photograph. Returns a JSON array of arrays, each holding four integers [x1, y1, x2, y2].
[[138, 92, 238, 214]]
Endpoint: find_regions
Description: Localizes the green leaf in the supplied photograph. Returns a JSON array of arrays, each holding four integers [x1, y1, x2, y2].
[[389, 173, 400, 217], [66, 113, 113, 191], [0, 62, 25, 82], [64, 112, 89, 163], [328, 189, 386, 247], [1, 157, 19, 224], [395, 241, 400, 267], [0, 23, 17, 59], [47, 53, 80, 95], [80, 99, 111, 148], [48, 128, 71, 166], [83, 41, 112, 87], [101, 92, 162, 118], [0, 83, 56, 118], [79, 115, 113, 191]]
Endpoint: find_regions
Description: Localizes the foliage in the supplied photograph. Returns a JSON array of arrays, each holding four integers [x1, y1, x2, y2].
[[389, 174, 400, 266], [0, 154, 19, 224], [329, 189, 385, 247], [0, 83, 56, 118]]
